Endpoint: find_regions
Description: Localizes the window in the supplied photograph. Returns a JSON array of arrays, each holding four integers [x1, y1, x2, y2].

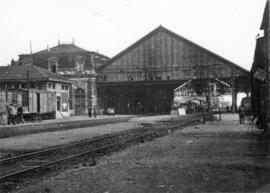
[[48, 57, 59, 73], [75, 62, 85, 71], [74, 55, 86, 72], [62, 85, 65, 90], [57, 96, 61, 111], [51, 65, 57, 73], [52, 84, 55, 89]]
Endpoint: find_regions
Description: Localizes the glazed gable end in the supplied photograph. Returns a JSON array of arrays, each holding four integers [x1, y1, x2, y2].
[[98, 26, 248, 83]]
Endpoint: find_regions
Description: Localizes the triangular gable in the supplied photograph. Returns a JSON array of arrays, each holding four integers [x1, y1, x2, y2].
[[99, 25, 248, 75]]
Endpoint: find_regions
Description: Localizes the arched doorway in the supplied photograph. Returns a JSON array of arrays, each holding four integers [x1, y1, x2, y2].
[[75, 88, 86, 115]]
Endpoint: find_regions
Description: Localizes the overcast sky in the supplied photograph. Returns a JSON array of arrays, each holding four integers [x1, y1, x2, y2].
[[0, 0, 266, 70]]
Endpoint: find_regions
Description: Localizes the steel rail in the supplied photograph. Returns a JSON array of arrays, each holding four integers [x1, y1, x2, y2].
[[0, 118, 201, 183], [0, 116, 201, 164], [0, 127, 145, 164], [0, 132, 150, 182]]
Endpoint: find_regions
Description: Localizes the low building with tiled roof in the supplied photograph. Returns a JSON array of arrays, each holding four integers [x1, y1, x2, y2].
[[0, 65, 72, 120]]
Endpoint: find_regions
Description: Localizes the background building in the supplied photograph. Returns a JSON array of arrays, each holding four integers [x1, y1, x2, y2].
[[16, 42, 109, 115]]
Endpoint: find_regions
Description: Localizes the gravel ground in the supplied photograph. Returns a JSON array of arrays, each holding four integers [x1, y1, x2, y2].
[[0, 115, 180, 152], [12, 115, 270, 193], [0, 122, 143, 152], [129, 115, 180, 123], [0, 115, 178, 157]]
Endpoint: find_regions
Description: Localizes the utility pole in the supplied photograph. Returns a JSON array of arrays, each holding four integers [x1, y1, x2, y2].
[[231, 75, 235, 113], [27, 70, 30, 111]]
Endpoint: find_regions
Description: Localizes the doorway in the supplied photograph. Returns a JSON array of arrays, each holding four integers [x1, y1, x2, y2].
[[75, 88, 85, 115]]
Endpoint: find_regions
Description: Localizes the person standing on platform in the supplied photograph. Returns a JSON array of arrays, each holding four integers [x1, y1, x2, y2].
[[238, 105, 245, 124], [88, 106, 92, 118], [17, 105, 24, 124], [8, 104, 16, 125], [93, 107, 97, 118], [7, 104, 11, 125]]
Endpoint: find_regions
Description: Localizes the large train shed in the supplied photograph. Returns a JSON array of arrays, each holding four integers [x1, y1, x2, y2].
[[97, 26, 250, 114]]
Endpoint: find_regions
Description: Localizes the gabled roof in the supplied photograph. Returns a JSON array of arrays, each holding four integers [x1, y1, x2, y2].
[[0, 65, 71, 84], [31, 44, 90, 55], [260, 0, 269, 29], [19, 43, 110, 60], [98, 25, 249, 74]]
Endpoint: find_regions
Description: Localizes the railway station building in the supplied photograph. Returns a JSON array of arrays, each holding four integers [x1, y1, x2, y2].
[[0, 65, 72, 123], [97, 26, 250, 114], [16, 42, 110, 115]]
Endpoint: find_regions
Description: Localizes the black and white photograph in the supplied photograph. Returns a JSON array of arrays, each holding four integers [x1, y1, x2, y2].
[[0, 0, 269, 192]]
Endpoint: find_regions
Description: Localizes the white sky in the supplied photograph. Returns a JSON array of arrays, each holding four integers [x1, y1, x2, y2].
[[0, 0, 266, 70]]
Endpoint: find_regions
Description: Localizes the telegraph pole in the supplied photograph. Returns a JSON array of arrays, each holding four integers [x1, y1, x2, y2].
[[27, 70, 30, 111]]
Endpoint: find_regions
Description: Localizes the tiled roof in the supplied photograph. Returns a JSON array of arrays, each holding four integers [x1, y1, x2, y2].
[[33, 44, 90, 55], [0, 65, 71, 83]]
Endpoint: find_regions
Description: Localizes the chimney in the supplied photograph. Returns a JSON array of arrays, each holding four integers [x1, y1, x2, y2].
[[47, 45, 50, 52]]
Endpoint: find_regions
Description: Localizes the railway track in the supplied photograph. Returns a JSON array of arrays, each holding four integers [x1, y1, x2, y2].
[[0, 115, 202, 191]]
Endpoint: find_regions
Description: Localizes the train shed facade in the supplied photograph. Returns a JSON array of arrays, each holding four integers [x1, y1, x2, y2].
[[98, 26, 250, 114]]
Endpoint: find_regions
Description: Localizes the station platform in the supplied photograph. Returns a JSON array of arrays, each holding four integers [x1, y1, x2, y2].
[[0, 115, 136, 139]]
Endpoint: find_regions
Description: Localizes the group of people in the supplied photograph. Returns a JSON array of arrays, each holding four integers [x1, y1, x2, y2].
[[88, 106, 97, 118], [7, 104, 24, 125]]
